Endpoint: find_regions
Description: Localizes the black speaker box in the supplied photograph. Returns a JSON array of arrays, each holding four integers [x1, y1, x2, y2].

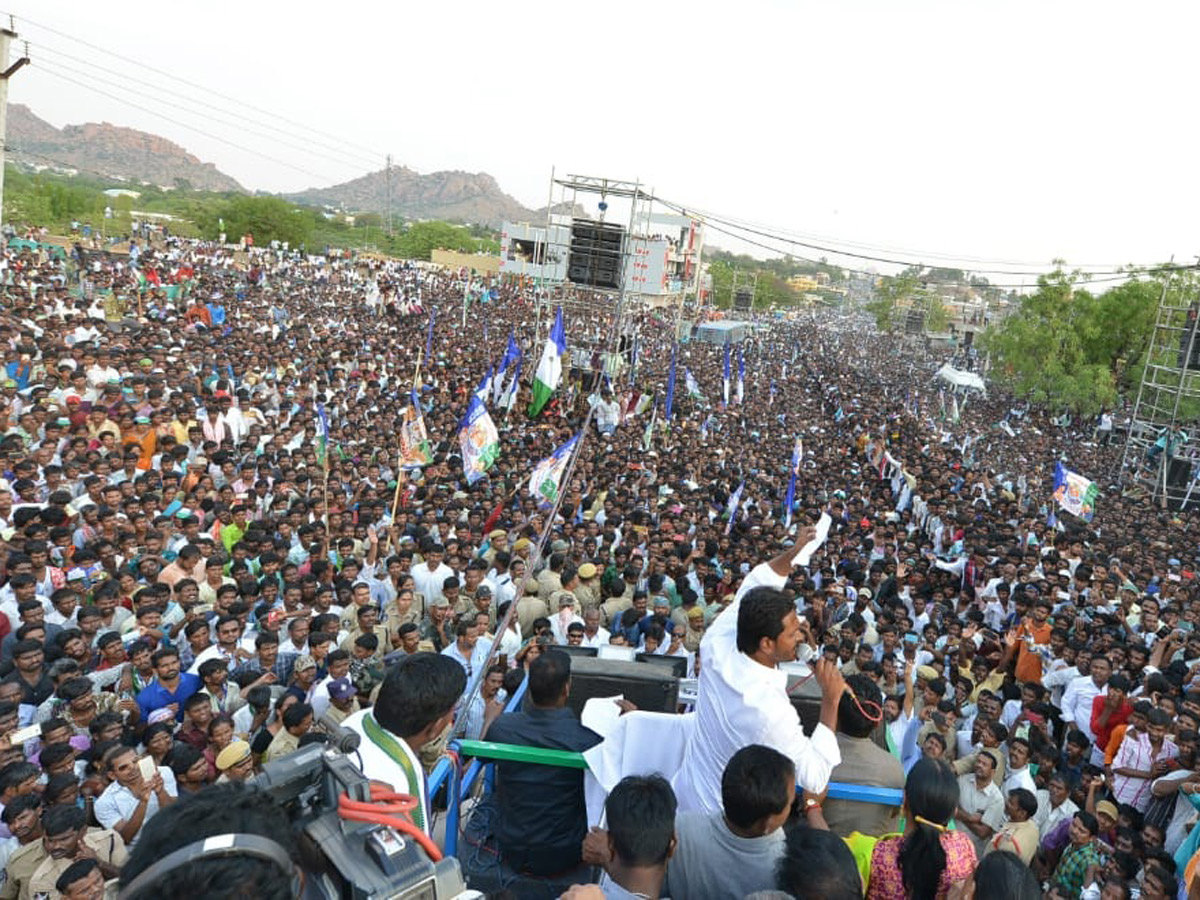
[[565, 657, 679, 715], [568, 221, 624, 289], [786, 672, 825, 736]]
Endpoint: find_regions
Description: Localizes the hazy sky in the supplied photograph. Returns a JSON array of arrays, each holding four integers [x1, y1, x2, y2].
[[8, 1, 1199, 282]]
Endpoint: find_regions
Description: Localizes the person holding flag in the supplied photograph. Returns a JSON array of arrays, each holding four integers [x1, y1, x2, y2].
[[784, 438, 802, 528], [530, 308, 566, 417], [736, 347, 745, 405], [723, 344, 732, 406]]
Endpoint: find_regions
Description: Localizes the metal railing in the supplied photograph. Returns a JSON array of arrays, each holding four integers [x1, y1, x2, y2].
[[428, 676, 905, 858]]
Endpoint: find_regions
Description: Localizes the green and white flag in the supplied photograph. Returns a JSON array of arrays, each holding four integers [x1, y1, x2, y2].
[[529, 307, 566, 417], [529, 433, 580, 506]]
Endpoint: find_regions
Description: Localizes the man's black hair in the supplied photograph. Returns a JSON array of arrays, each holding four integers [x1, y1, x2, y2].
[[42, 801, 87, 836], [605, 774, 676, 868], [721, 744, 795, 831], [735, 587, 794, 655], [57, 858, 100, 894], [776, 823, 862, 900], [838, 674, 883, 739], [373, 652, 466, 739], [528, 649, 572, 706], [119, 783, 297, 900]]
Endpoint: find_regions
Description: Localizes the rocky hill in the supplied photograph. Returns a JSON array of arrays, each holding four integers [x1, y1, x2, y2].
[[287, 166, 554, 227], [8, 103, 244, 192]]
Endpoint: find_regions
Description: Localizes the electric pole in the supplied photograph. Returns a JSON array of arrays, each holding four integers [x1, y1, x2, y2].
[[0, 21, 30, 228], [385, 154, 393, 236]]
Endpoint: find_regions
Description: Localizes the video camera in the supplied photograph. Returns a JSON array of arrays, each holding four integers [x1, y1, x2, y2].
[[250, 736, 476, 899]]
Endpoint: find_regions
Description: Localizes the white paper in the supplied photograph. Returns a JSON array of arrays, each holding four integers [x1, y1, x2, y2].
[[792, 512, 832, 567]]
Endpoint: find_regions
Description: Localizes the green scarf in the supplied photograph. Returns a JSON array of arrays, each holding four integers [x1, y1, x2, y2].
[[362, 713, 425, 831]]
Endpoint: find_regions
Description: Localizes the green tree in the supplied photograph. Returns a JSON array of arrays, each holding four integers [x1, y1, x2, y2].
[[867, 269, 921, 330], [198, 195, 314, 248], [395, 220, 479, 260], [981, 269, 1163, 416]]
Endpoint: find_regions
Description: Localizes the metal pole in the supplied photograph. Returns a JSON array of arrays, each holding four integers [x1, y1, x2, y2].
[[0, 28, 15, 229]]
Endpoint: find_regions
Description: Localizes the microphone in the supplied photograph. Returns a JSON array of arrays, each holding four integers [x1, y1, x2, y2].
[[318, 712, 361, 754]]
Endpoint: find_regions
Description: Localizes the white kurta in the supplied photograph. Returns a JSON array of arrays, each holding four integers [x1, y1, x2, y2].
[[671, 562, 840, 814], [341, 709, 431, 837]]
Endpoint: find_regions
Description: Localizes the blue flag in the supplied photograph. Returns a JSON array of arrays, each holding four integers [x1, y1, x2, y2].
[[315, 402, 330, 467], [529, 433, 581, 505], [665, 343, 677, 421], [784, 437, 802, 528], [725, 480, 745, 535], [494, 332, 521, 403]]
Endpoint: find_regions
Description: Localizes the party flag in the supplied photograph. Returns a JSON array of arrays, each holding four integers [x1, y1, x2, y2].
[[529, 307, 566, 417], [459, 395, 500, 484], [529, 433, 580, 505], [736, 348, 745, 405]]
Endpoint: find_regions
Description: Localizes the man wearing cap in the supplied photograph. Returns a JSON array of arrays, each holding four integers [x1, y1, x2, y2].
[[215, 740, 255, 783], [482, 529, 508, 568], [323, 677, 360, 725], [550, 590, 584, 645], [574, 562, 601, 612]]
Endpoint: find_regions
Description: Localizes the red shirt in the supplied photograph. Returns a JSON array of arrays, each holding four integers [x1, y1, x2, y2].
[[1091, 693, 1133, 752]]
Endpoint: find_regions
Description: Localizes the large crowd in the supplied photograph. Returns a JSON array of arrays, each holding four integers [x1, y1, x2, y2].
[[0, 223, 1194, 900]]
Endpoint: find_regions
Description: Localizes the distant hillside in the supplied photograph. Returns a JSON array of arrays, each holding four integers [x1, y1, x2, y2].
[[8, 103, 244, 193], [288, 166, 563, 228]]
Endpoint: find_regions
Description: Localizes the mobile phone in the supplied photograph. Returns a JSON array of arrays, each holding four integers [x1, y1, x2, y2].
[[138, 756, 157, 781], [9, 724, 41, 745]]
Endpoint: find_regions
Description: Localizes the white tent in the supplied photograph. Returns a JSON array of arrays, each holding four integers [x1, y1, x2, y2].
[[935, 363, 986, 394]]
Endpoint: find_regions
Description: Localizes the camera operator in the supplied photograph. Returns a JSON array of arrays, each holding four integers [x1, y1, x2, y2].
[[117, 783, 299, 900]]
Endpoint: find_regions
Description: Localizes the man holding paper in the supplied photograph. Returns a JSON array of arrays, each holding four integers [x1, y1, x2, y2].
[[672, 517, 846, 814]]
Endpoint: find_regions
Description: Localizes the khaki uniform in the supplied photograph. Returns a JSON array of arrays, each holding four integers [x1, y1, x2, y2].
[[0, 841, 48, 900], [516, 595, 549, 639], [536, 569, 562, 602], [600, 596, 632, 629], [29, 828, 127, 899], [574, 579, 601, 612]]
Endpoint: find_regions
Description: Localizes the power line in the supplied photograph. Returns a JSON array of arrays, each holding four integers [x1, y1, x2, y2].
[[28, 41, 383, 171], [5, 10, 386, 161], [31, 54, 375, 179], [661, 203, 1150, 272], [655, 197, 1194, 291], [30, 64, 338, 184], [654, 195, 1154, 279]]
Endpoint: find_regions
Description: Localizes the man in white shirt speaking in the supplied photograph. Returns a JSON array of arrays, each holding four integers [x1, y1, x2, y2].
[[672, 526, 847, 814]]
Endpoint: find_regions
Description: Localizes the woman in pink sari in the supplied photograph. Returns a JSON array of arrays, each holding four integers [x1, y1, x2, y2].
[[867, 758, 977, 900]]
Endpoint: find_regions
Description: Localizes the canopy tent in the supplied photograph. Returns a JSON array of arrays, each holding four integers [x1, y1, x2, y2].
[[934, 363, 986, 394]]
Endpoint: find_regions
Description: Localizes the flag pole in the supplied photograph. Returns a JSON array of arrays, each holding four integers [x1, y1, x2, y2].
[[383, 468, 406, 556]]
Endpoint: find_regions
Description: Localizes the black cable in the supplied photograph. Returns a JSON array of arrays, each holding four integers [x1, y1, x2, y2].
[[655, 198, 1195, 291], [7, 10, 385, 160], [30, 64, 336, 184], [30, 44, 382, 172]]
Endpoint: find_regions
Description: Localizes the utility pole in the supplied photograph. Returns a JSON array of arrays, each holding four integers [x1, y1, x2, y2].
[[385, 154, 393, 236], [0, 22, 30, 228]]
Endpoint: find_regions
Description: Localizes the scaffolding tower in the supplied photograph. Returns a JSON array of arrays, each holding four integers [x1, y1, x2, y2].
[[1118, 271, 1200, 509], [730, 270, 758, 311], [531, 174, 655, 385]]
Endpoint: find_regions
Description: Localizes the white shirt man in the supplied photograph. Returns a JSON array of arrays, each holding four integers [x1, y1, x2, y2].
[[1060, 669, 1108, 744], [411, 553, 454, 606], [672, 543, 841, 815], [341, 708, 431, 837]]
